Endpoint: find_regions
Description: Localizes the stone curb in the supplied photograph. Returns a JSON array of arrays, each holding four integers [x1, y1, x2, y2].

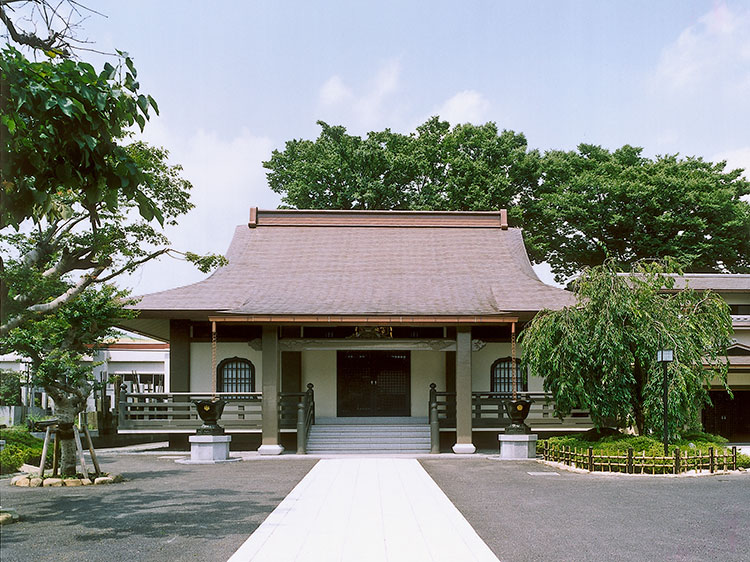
[[9, 473, 124, 487]]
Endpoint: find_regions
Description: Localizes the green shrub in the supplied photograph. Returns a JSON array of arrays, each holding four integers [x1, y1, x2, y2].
[[0, 445, 27, 474], [544, 431, 742, 462], [0, 427, 51, 474]]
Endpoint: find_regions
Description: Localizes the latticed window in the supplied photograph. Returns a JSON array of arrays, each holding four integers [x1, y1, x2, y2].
[[217, 357, 255, 394], [490, 357, 525, 394]]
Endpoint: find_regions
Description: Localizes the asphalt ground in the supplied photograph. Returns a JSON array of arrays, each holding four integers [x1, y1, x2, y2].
[[3, 453, 749, 562], [421, 458, 750, 562], [0, 453, 317, 562]]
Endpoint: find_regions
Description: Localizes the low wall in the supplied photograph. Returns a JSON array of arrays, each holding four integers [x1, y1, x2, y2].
[[0, 405, 47, 427]]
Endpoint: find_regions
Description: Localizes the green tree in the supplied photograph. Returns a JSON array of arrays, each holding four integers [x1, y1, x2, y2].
[[0, 48, 223, 475], [263, 118, 540, 222], [524, 144, 750, 283], [0, 369, 22, 405], [521, 260, 733, 437]]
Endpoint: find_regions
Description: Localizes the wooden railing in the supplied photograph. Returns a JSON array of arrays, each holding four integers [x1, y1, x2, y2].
[[541, 442, 739, 474], [295, 383, 315, 454], [118, 390, 313, 433], [118, 392, 263, 432], [428, 383, 593, 429]]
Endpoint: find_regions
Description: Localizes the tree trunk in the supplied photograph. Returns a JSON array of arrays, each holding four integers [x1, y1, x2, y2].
[[53, 399, 79, 477], [632, 358, 645, 435]]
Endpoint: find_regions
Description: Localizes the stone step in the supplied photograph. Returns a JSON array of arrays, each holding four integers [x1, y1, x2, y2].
[[310, 424, 430, 433], [307, 449, 430, 455], [306, 445, 431, 453], [307, 438, 430, 446], [306, 423, 431, 454]]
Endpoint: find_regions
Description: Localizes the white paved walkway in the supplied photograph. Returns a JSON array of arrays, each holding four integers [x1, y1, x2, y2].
[[227, 458, 500, 562]]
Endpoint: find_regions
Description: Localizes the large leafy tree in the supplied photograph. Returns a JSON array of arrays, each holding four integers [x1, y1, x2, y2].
[[524, 144, 750, 282], [267, 127, 750, 281], [0, 47, 222, 475], [521, 260, 733, 438], [264, 118, 540, 222]]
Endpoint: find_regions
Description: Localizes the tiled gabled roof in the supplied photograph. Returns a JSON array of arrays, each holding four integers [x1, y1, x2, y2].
[[666, 274, 750, 293], [134, 209, 574, 319]]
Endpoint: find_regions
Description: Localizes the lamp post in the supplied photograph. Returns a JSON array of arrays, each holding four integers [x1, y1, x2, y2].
[[656, 349, 674, 456]]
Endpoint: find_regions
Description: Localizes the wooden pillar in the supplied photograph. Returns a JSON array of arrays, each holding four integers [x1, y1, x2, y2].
[[453, 326, 475, 454], [169, 320, 190, 392], [259, 325, 283, 455]]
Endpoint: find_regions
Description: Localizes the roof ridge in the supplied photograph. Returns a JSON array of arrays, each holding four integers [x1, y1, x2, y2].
[[250, 208, 511, 228]]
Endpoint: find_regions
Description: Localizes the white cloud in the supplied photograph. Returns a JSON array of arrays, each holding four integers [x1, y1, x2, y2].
[[316, 59, 405, 132], [652, 3, 750, 97], [319, 75, 353, 106], [713, 146, 750, 180], [432, 90, 490, 125], [124, 119, 278, 295]]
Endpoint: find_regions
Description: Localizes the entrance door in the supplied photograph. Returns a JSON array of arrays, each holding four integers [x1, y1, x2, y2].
[[337, 351, 411, 417], [703, 390, 750, 441]]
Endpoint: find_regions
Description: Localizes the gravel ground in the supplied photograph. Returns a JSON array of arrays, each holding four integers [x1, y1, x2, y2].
[[421, 458, 750, 562], [1, 452, 317, 562]]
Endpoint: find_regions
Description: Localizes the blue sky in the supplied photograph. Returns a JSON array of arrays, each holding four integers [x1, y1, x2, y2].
[[75, 1, 750, 294]]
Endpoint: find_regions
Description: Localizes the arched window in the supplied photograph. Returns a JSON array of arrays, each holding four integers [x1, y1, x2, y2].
[[217, 357, 255, 395], [490, 357, 526, 394]]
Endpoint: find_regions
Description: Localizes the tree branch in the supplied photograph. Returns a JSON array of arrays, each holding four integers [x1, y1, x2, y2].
[[93, 248, 169, 283], [0, 264, 105, 336]]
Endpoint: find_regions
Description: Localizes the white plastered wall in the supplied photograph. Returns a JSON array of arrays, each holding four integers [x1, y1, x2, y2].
[[411, 351, 445, 417], [301, 350, 337, 418], [723, 292, 750, 306], [470, 342, 543, 392], [190, 342, 264, 393]]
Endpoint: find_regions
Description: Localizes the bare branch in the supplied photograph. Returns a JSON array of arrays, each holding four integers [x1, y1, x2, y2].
[[0, 0, 112, 57], [94, 248, 170, 283]]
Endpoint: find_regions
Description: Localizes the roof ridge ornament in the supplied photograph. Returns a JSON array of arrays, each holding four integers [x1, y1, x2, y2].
[[500, 208, 508, 230]]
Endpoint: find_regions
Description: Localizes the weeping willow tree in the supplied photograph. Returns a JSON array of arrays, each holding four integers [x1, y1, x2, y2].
[[521, 260, 733, 438]]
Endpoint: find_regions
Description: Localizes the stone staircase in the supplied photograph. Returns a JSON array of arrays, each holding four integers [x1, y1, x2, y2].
[[305, 418, 431, 454]]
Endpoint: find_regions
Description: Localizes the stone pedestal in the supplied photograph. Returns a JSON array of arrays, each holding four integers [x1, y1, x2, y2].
[[498, 433, 538, 459], [452, 443, 476, 454], [176, 435, 241, 464], [257, 444, 285, 456]]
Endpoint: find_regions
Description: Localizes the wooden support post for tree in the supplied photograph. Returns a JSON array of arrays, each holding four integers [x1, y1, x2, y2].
[[673, 447, 681, 474], [732, 446, 737, 471], [709, 447, 715, 473], [52, 430, 60, 477], [82, 425, 101, 476], [73, 426, 89, 477], [38, 426, 52, 478], [627, 448, 633, 474]]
